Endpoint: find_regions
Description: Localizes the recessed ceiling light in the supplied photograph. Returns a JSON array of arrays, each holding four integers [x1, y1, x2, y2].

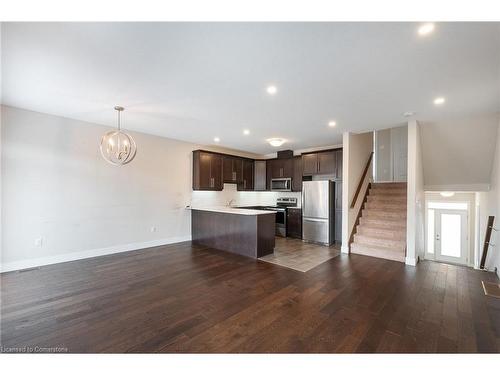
[[418, 23, 435, 36], [243, 129, 250, 135], [328, 121, 337, 127], [213, 137, 220, 142], [266, 85, 278, 95], [440, 191, 455, 197], [434, 97, 445, 105], [267, 138, 285, 147]]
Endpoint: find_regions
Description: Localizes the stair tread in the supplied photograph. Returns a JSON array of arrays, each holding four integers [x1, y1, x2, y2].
[[357, 227, 406, 239], [362, 210, 407, 218], [359, 225, 406, 233], [366, 202, 406, 209], [351, 242, 405, 253], [350, 243, 406, 263], [359, 220, 407, 229], [367, 196, 407, 201], [354, 234, 406, 248]]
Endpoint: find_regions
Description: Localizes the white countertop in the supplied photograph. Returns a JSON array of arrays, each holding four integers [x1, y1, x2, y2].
[[190, 206, 276, 215]]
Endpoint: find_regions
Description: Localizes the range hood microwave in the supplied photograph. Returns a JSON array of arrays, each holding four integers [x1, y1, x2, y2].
[[271, 178, 292, 191]]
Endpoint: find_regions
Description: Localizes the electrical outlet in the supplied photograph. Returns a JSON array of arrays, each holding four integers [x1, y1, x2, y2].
[[150, 226, 157, 233], [34, 237, 43, 248]]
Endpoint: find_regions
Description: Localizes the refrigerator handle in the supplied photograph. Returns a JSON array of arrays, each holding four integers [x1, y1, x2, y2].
[[302, 187, 306, 213], [303, 217, 327, 222]]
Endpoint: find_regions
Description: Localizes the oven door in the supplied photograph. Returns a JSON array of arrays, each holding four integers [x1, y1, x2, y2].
[[263, 207, 286, 237], [271, 178, 291, 191]]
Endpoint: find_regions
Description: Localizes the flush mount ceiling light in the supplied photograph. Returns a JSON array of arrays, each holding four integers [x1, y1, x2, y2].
[[100, 106, 137, 166], [266, 85, 278, 95], [403, 111, 416, 117], [440, 191, 455, 197], [213, 137, 220, 143], [418, 23, 435, 36], [328, 121, 337, 127], [243, 129, 250, 135], [267, 138, 286, 147], [434, 97, 446, 105]]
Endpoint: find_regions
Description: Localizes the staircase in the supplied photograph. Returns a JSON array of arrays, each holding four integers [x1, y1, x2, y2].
[[351, 182, 407, 263]]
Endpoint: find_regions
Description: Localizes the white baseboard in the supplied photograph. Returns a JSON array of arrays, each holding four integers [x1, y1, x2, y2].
[[0, 235, 192, 273], [405, 257, 418, 266]]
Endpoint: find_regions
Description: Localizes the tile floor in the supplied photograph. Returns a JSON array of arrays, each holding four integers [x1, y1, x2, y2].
[[259, 237, 341, 272]]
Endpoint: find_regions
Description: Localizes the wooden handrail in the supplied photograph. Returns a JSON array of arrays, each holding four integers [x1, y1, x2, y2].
[[350, 152, 373, 209]]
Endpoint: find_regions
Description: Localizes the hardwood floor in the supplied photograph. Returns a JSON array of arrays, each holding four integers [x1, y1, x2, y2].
[[1, 239, 499, 353]]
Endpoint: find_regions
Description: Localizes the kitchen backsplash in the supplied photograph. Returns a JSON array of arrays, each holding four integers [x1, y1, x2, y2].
[[191, 184, 302, 208]]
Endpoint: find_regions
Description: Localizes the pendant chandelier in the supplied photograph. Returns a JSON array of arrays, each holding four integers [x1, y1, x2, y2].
[[100, 106, 137, 165]]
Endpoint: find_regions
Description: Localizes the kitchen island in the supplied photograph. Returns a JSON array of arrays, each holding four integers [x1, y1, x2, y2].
[[191, 207, 276, 258]]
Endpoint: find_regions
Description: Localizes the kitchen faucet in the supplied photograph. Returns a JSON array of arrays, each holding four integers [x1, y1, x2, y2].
[[226, 199, 235, 207]]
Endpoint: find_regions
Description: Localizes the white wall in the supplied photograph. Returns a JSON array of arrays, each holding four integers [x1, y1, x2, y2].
[[406, 120, 425, 266], [374, 125, 408, 182], [341, 131, 373, 253], [374, 128, 391, 181], [477, 118, 500, 274], [420, 114, 499, 191], [0, 106, 298, 272]]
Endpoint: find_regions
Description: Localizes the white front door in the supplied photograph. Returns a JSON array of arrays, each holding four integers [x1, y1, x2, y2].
[[434, 209, 468, 265]]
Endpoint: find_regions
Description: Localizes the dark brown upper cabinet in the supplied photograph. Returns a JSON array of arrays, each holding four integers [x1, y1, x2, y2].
[[335, 149, 343, 180], [193, 150, 223, 191], [302, 150, 339, 176], [238, 159, 254, 191], [302, 153, 318, 175], [270, 158, 293, 179], [317, 151, 336, 174], [223, 156, 243, 183], [292, 156, 303, 192]]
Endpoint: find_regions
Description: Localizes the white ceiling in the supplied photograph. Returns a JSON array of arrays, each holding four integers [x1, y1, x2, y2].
[[2, 22, 500, 154]]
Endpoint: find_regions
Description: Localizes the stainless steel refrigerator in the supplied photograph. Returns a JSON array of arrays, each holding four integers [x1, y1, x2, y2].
[[302, 180, 335, 245]]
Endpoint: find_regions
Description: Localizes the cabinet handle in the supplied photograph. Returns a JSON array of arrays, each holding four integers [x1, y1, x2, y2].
[[244, 180, 246, 189], [232, 171, 236, 181]]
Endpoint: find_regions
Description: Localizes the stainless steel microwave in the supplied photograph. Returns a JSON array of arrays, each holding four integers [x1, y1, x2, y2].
[[271, 178, 292, 191]]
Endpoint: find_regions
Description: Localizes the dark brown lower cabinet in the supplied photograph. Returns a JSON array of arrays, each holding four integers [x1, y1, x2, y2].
[[287, 208, 302, 239]]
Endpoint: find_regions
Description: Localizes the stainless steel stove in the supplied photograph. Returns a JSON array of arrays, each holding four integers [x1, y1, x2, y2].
[[265, 197, 298, 237], [238, 197, 298, 237]]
